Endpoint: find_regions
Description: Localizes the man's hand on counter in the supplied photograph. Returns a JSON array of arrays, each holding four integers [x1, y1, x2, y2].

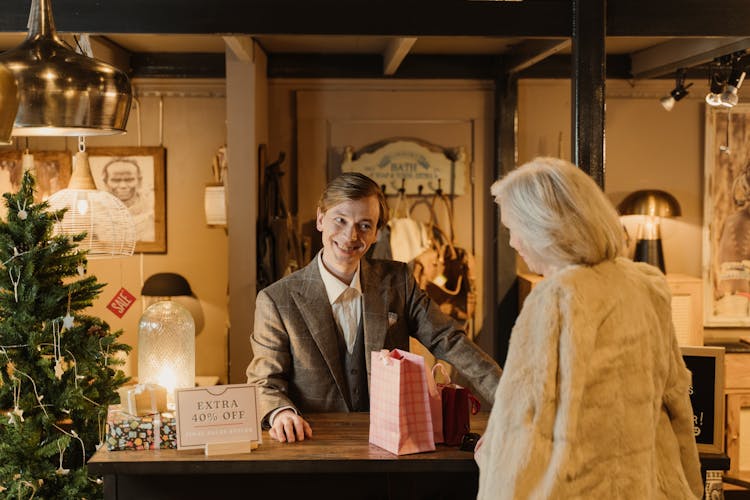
[[269, 409, 313, 443]]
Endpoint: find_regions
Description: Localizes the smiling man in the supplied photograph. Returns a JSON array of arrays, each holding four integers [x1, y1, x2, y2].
[[246, 172, 502, 444]]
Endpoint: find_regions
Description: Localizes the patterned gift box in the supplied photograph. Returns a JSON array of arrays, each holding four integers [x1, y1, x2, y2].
[[105, 405, 176, 451]]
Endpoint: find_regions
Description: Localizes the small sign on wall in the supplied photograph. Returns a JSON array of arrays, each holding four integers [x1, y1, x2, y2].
[[341, 140, 466, 196], [682, 346, 725, 453], [175, 384, 261, 454]]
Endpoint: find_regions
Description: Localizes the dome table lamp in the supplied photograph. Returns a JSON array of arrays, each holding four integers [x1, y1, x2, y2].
[[138, 273, 195, 407], [617, 189, 682, 273]]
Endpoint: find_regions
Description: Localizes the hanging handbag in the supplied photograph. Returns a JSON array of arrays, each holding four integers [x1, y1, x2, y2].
[[412, 191, 478, 328]]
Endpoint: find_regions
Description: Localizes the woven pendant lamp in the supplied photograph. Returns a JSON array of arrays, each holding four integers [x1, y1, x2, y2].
[[47, 145, 136, 258]]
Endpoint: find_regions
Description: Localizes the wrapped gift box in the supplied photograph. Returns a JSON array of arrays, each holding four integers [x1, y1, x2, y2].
[[117, 383, 168, 417], [106, 405, 176, 451]]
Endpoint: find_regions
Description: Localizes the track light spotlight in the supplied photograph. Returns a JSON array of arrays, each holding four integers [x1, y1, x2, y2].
[[706, 60, 728, 107], [720, 64, 746, 108], [660, 69, 692, 111]]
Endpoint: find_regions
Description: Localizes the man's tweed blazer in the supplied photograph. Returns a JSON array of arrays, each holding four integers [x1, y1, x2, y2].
[[246, 256, 501, 422]]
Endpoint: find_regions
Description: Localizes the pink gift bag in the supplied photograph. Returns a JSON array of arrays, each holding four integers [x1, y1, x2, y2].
[[369, 349, 436, 455]]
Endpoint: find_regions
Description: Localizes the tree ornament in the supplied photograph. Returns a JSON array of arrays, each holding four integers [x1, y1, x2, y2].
[[16, 199, 27, 220], [8, 265, 20, 302], [55, 442, 70, 476]]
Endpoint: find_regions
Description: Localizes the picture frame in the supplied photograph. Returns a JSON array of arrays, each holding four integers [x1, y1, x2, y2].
[[0, 150, 72, 203], [86, 146, 166, 253], [703, 104, 750, 326], [681, 346, 725, 454]]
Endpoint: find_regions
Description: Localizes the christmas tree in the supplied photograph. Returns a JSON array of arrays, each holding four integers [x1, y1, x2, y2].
[[0, 171, 130, 498]]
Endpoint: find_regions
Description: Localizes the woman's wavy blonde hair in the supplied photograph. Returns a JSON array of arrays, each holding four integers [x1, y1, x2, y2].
[[491, 157, 624, 268]]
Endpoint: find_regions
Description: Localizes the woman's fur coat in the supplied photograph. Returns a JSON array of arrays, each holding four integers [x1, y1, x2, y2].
[[476, 258, 703, 499]]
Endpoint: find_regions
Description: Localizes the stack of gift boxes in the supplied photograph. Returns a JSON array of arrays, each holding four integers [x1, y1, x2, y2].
[[106, 383, 177, 451]]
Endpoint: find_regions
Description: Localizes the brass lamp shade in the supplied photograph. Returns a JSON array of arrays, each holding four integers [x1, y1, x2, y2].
[[617, 189, 682, 218], [0, 0, 132, 137], [0, 64, 19, 145], [617, 189, 681, 273]]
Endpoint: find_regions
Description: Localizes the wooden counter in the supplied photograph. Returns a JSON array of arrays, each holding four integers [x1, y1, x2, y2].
[[88, 412, 488, 500]]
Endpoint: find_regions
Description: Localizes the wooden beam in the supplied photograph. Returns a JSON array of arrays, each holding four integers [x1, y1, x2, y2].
[[130, 53, 225, 78], [506, 39, 571, 74], [89, 35, 131, 72], [383, 37, 417, 75], [0, 1, 571, 36], [571, 0, 606, 188], [223, 36, 254, 63], [492, 65, 519, 366], [631, 37, 750, 79], [267, 54, 502, 79], [2, 0, 750, 37]]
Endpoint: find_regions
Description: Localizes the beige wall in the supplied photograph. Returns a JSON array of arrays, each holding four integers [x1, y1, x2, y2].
[[4, 73, 728, 382], [0, 79, 230, 382], [518, 78, 704, 278]]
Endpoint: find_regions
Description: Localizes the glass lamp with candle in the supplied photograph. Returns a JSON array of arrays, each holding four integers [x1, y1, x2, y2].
[[138, 273, 195, 407]]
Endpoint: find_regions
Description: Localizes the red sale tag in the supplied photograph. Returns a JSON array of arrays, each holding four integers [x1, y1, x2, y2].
[[107, 287, 137, 318]]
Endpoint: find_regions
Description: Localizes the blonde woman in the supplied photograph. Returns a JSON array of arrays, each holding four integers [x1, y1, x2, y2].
[[476, 157, 702, 499]]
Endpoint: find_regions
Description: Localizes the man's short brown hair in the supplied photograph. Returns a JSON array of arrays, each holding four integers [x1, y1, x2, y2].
[[317, 172, 388, 228]]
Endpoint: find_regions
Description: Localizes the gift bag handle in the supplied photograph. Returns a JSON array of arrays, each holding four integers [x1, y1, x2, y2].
[[431, 363, 451, 386], [468, 392, 481, 415]]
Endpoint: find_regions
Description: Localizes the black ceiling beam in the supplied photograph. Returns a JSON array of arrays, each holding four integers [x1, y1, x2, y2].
[[130, 53, 226, 78], [0, 0, 570, 37], [515, 54, 630, 79], [127, 52, 633, 80], [267, 54, 503, 79], [3, 0, 750, 37], [607, 0, 750, 37]]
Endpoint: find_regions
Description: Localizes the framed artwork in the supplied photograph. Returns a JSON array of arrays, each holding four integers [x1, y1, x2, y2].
[[86, 146, 166, 253], [703, 104, 750, 325], [0, 150, 72, 202]]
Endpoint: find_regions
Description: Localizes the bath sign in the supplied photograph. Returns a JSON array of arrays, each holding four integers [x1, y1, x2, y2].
[[341, 140, 466, 195], [175, 384, 261, 450]]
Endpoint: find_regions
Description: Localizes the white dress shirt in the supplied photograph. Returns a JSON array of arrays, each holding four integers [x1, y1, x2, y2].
[[317, 251, 362, 354]]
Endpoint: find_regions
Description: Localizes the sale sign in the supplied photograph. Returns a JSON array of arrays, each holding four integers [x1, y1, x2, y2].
[[175, 384, 261, 450], [106, 287, 136, 318]]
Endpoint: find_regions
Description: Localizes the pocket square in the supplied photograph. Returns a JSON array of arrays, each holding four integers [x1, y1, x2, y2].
[[388, 312, 398, 327]]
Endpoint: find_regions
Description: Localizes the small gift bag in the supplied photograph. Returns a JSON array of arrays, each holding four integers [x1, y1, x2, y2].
[[369, 349, 435, 455], [437, 370, 481, 446]]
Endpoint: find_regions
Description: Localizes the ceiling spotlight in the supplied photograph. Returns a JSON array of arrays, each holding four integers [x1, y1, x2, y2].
[[660, 69, 692, 111], [720, 62, 747, 108], [706, 59, 729, 107]]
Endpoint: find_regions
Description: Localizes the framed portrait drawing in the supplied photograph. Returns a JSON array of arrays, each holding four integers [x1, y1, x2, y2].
[[86, 146, 166, 253], [0, 150, 72, 202], [703, 104, 750, 326]]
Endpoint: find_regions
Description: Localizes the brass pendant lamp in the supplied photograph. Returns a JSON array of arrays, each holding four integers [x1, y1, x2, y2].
[[0, 64, 19, 144], [0, 0, 132, 137]]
